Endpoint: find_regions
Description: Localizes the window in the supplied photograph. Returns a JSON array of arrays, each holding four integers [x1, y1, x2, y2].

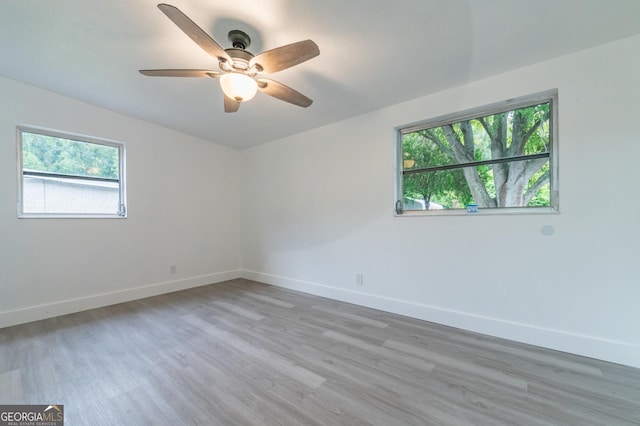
[[395, 91, 558, 215], [17, 127, 126, 218]]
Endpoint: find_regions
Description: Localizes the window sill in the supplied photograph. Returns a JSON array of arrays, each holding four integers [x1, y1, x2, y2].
[[18, 213, 127, 219], [395, 206, 559, 217]]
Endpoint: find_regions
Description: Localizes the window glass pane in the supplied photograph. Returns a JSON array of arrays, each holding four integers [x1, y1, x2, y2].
[[403, 159, 550, 210], [402, 102, 550, 168], [22, 132, 119, 179], [19, 128, 125, 217], [398, 93, 556, 213], [22, 175, 121, 214]]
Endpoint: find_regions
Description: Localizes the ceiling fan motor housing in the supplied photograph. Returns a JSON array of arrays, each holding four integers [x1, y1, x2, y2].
[[222, 31, 260, 74], [228, 29, 251, 50]]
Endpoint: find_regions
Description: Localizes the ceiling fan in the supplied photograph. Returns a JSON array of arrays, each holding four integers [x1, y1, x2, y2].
[[139, 3, 320, 113]]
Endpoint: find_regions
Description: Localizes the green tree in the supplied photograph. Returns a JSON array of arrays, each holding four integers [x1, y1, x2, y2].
[[403, 103, 550, 208], [22, 132, 119, 179], [402, 132, 471, 208]]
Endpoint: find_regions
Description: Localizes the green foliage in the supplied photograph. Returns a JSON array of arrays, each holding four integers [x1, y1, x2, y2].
[[402, 101, 551, 209], [22, 132, 119, 180], [526, 161, 551, 206], [402, 132, 465, 207]]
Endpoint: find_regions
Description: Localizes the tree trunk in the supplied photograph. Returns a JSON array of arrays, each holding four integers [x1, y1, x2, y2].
[[463, 167, 496, 207], [442, 123, 495, 207], [423, 194, 431, 210]]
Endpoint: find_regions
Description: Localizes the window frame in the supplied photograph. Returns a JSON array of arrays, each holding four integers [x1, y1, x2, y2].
[[394, 90, 559, 216], [17, 126, 127, 219]]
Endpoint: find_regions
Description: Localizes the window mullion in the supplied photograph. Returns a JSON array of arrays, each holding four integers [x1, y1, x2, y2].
[[402, 152, 549, 176]]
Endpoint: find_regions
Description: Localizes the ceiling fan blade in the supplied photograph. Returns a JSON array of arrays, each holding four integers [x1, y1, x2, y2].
[[250, 40, 319, 74], [224, 95, 241, 113], [157, 3, 231, 64], [257, 79, 313, 108], [139, 69, 221, 78]]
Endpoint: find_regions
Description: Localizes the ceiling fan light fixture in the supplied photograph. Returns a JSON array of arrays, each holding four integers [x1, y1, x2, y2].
[[220, 73, 258, 102]]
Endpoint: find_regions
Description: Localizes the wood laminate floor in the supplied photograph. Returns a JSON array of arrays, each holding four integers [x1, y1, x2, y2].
[[1, 279, 639, 425]]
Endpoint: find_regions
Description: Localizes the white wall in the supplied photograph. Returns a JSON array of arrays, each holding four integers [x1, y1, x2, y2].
[[0, 76, 242, 327], [241, 35, 640, 368]]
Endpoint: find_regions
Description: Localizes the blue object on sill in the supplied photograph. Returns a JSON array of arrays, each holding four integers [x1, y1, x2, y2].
[[466, 203, 478, 213]]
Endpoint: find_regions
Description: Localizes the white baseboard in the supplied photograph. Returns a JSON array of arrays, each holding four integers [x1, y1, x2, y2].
[[241, 270, 640, 369], [0, 269, 242, 329]]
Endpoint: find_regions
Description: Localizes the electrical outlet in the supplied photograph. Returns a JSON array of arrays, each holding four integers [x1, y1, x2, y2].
[[170, 265, 177, 275], [356, 273, 364, 286]]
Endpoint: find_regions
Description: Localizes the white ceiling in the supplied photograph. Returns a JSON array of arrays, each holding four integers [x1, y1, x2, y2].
[[2, 1, 639, 149]]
